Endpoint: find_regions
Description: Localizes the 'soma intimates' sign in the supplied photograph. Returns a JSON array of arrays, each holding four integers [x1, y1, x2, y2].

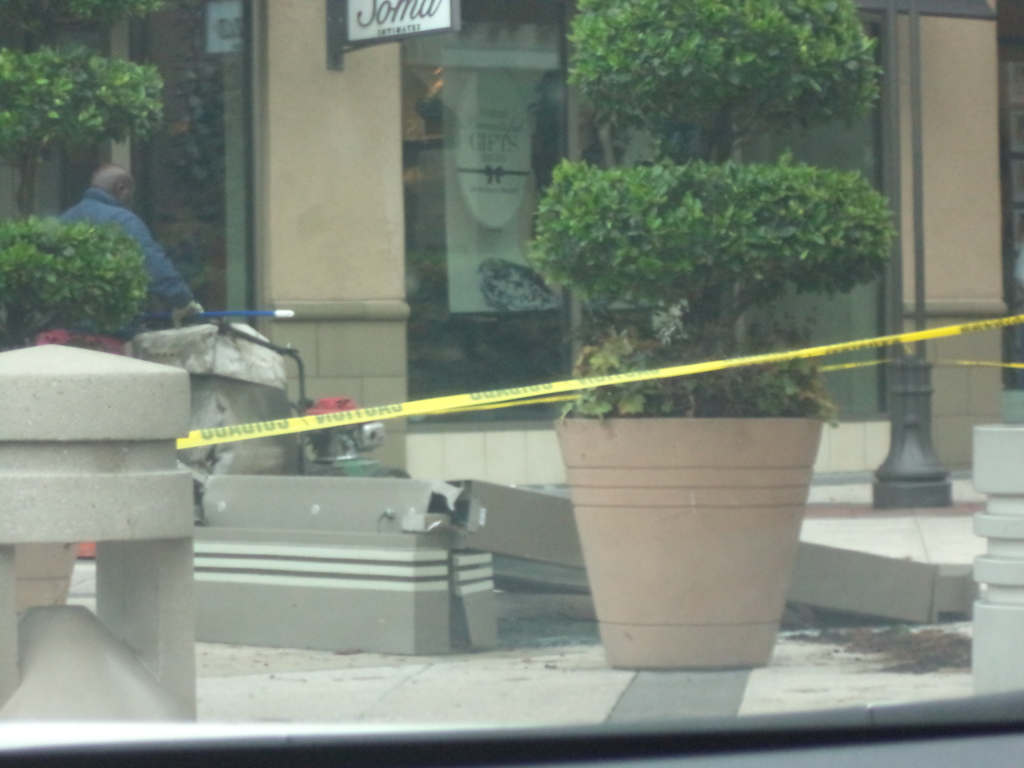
[[346, 0, 460, 44]]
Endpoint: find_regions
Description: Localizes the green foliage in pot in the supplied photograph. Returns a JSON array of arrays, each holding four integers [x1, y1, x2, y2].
[[569, 0, 880, 164], [567, 327, 839, 420], [0, 217, 148, 349], [529, 0, 894, 419], [0, 0, 163, 215]]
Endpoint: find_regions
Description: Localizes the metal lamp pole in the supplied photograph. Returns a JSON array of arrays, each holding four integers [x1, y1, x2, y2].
[[872, 0, 952, 509]]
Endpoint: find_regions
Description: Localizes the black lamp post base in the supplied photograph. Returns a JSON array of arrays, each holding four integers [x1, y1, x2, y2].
[[872, 356, 952, 510], [872, 478, 952, 509]]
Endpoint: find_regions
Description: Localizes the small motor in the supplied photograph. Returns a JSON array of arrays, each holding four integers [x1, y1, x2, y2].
[[305, 397, 386, 466]]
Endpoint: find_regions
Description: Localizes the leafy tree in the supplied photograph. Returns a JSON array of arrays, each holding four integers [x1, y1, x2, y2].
[[529, 0, 893, 418], [0, 0, 163, 215], [0, 0, 163, 35], [570, 0, 880, 163]]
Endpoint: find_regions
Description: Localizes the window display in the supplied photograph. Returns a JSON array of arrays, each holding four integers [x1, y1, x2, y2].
[[402, 0, 569, 414]]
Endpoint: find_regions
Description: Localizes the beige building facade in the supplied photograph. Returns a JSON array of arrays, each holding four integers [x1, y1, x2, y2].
[[255, 1, 410, 469], [907, 9, 1005, 468], [0, 0, 1015, 477], [250, 0, 1009, 477]]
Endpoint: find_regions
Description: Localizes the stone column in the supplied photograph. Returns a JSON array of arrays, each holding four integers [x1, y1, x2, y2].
[[972, 424, 1024, 694], [0, 344, 195, 716]]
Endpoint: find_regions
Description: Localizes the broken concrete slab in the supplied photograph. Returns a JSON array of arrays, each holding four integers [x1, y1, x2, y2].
[[195, 479, 498, 655], [181, 376, 299, 477], [459, 482, 584, 568], [458, 483, 975, 624], [788, 543, 975, 624], [493, 543, 973, 627], [492, 554, 589, 595], [201, 475, 459, 535], [131, 323, 286, 390], [194, 529, 454, 655]]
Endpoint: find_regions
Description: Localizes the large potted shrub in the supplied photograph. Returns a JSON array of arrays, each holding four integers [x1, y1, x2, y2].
[[528, 0, 894, 668]]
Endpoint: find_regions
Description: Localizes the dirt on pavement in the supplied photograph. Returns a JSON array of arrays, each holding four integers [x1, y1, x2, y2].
[[791, 626, 971, 674]]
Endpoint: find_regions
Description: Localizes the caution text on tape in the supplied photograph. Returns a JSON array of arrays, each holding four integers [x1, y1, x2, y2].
[[177, 313, 1024, 450]]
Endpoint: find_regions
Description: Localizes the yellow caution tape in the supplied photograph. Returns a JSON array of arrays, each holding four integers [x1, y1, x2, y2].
[[936, 359, 1024, 370], [437, 394, 578, 416], [177, 312, 1024, 450], [428, 356, 1024, 414], [821, 358, 1024, 372], [820, 358, 889, 373], [405, 358, 1022, 418]]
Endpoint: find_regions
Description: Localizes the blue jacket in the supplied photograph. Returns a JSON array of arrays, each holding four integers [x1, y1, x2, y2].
[[60, 187, 194, 308]]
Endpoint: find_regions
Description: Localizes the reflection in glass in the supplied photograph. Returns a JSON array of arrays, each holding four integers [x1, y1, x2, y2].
[[744, 102, 884, 419], [131, 0, 252, 311], [403, 1, 569, 418]]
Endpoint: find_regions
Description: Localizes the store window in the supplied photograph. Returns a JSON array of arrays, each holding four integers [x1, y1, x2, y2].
[[130, 0, 253, 311], [402, 3, 883, 421], [744, 23, 885, 419], [402, 0, 570, 419]]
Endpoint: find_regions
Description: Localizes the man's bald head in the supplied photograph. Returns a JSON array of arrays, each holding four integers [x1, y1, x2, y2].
[[92, 164, 135, 204]]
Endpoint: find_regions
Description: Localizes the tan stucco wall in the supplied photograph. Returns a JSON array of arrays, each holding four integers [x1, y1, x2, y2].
[[898, 15, 1004, 468], [256, 0, 409, 468], [261, 1, 405, 305], [900, 15, 1002, 310], [928, 320, 1002, 468]]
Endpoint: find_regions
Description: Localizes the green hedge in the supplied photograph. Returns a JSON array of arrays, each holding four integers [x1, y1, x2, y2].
[[0, 217, 149, 349], [570, 0, 879, 161], [530, 158, 892, 347], [0, 45, 163, 157], [0, 0, 163, 34]]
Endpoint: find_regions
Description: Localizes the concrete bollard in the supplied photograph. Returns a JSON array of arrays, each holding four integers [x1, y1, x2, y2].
[[973, 424, 1024, 694], [0, 344, 196, 717], [0, 607, 188, 720]]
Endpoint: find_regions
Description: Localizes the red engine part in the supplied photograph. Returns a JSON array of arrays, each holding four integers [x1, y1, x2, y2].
[[306, 396, 359, 416], [35, 329, 126, 356]]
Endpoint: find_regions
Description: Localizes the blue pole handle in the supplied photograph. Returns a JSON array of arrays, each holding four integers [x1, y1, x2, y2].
[[141, 309, 295, 320]]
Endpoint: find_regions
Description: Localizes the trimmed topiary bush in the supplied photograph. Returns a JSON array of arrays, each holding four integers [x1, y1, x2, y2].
[[528, 0, 894, 419], [569, 0, 880, 163], [532, 157, 892, 355], [0, 0, 163, 32], [0, 217, 149, 349]]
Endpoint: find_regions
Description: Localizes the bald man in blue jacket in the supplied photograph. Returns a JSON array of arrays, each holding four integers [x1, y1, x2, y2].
[[61, 164, 203, 327]]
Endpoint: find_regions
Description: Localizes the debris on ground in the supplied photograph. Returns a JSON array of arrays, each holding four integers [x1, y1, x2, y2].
[[498, 616, 600, 649], [789, 626, 971, 674]]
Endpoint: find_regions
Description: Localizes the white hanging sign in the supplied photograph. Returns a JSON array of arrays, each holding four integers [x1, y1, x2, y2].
[[454, 71, 532, 230], [206, 0, 243, 54], [346, 0, 460, 44]]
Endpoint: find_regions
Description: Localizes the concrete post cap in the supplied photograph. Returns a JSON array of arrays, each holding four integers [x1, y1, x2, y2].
[[0, 345, 190, 441], [973, 425, 1024, 496]]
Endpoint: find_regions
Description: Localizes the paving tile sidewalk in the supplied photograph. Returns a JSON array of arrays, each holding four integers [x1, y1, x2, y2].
[[802, 476, 985, 565], [186, 632, 973, 725], [65, 478, 986, 726]]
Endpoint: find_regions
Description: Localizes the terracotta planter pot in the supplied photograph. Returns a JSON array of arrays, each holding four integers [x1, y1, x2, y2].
[[556, 417, 822, 670]]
